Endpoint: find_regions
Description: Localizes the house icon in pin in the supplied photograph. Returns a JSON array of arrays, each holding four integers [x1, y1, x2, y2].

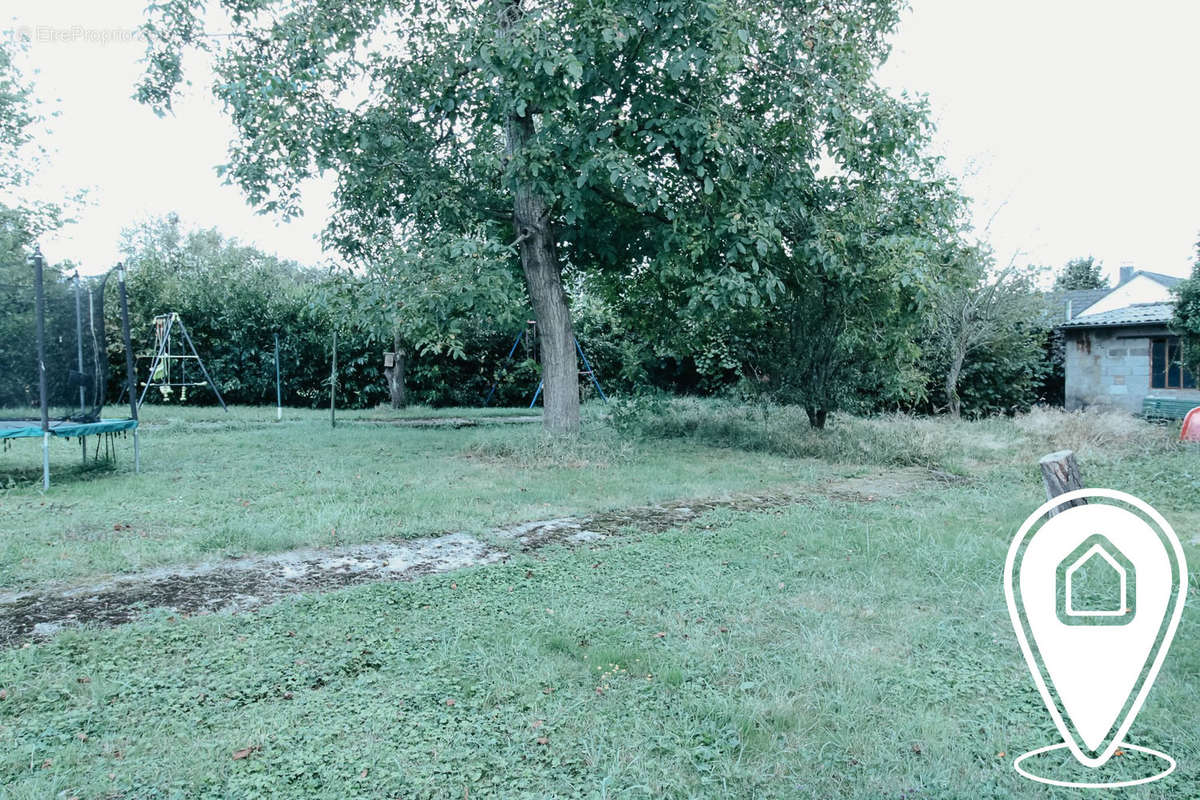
[[1056, 534, 1136, 626]]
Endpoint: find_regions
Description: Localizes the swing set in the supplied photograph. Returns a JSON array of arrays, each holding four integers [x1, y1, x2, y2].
[[483, 320, 607, 408]]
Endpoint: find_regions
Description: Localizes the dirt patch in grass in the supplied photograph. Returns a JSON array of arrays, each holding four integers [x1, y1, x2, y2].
[[0, 467, 937, 647], [350, 415, 542, 428]]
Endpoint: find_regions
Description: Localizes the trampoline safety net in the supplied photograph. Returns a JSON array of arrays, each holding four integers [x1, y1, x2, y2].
[[0, 258, 111, 423]]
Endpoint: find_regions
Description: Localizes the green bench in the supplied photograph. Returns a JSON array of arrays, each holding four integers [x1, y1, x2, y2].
[[1142, 396, 1200, 420]]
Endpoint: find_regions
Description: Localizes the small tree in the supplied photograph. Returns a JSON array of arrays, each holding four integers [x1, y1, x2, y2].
[[931, 254, 1048, 419], [1054, 256, 1107, 291], [332, 229, 527, 408], [1172, 239, 1200, 377]]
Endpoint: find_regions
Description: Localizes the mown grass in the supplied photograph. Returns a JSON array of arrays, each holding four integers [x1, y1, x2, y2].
[[1, 400, 1198, 797], [0, 403, 830, 590], [3, 480, 1199, 798]]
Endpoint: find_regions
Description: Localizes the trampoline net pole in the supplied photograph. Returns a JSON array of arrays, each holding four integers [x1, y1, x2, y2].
[[32, 251, 50, 434], [74, 272, 86, 414], [117, 264, 140, 473], [33, 251, 49, 489]]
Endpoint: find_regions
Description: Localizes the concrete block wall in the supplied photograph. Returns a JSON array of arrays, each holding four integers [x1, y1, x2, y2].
[[1064, 326, 1200, 413]]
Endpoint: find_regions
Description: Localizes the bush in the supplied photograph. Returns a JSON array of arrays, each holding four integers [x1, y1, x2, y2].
[[606, 396, 1182, 473], [607, 394, 961, 469]]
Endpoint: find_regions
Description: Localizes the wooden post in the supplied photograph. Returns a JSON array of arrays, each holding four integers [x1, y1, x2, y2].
[[274, 333, 282, 422], [1039, 450, 1087, 516]]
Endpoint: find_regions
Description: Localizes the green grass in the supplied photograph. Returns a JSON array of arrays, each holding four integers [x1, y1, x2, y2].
[[1, 402, 1198, 797], [0, 403, 830, 589]]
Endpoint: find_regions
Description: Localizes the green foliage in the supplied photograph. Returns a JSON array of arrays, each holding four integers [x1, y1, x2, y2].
[[0, 36, 39, 190], [1172, 239, 1200, 376], [135, 0, 944, 428], [115, 216, 639, 409], [0, 40, 78, 414], [1054, 256, 1107, 291], [118, 215, 367, 407], [709, 97, 969, 425], [923, 258, 1052, 418], [952, 332, 1051, 417], [608, 393, 962, 468]]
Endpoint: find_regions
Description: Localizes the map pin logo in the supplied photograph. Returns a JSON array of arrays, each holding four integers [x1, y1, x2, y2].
[[1005, 488, 1186, 787]]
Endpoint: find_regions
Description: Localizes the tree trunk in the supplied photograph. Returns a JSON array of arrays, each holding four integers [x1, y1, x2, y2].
[[945, 346, 966, 419], [805, 406, 827, 429], [499, 1, 579, 434], [385, 332, 407, 409], [1039, 450, 1087, 516]]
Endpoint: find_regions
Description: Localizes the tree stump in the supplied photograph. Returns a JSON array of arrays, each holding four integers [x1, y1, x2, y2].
[[1039, 450, 1087, 516]]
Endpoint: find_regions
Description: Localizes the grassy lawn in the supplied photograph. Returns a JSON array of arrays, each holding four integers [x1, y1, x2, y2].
[[1, 402, 1198, 797], [0, 403, 832, 590]]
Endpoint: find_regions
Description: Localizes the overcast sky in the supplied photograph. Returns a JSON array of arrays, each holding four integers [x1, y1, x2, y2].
[[7, 0, 1200, 281]]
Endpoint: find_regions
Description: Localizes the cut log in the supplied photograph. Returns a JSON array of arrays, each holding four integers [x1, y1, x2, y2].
[[1039, 450, 1087, 516]]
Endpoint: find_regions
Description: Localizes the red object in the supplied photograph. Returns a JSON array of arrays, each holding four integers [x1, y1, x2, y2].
[[1182, 407, 1200, 442]]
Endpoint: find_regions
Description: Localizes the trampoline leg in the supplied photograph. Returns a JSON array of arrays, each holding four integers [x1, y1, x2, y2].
[[81, 435, 87, 465], [42, 432, 50, 490], [133, 429, 141, 474]]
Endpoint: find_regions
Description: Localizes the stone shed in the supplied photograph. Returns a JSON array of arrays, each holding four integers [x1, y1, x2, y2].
[[1060, 302, 1200, 413]]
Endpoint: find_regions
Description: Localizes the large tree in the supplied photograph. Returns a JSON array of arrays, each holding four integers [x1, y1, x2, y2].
[[138, 0, 916, 432]]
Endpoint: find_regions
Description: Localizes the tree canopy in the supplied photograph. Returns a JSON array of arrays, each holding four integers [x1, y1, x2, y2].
[[137, 0, 955, 431], [1054, 256, 1107, 291]]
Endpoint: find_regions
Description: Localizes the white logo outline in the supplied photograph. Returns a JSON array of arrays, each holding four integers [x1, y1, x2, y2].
[[1004, 488, 1186, 784]]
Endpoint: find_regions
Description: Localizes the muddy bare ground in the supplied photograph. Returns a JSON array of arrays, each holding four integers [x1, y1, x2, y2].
[[0, 467, 939, 647], [349, 415, 542, 428]]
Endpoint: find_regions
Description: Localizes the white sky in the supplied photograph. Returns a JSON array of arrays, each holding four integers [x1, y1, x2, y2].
[[6, 0, 1200, 281]]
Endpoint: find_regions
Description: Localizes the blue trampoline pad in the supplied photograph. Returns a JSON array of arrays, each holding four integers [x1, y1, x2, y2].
[[0, 418, 138, 440]]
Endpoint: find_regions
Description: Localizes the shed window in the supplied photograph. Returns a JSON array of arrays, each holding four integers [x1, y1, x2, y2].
[[1150, 337, 1197, 389]]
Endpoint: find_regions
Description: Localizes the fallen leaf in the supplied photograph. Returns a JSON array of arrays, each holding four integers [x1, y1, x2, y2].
[[536, 737, 549, 745], [531, 720, 543, 729], [445, 698, 456, 706], [232, 745, 260, 760], [41, 758, 52, 769], [719, 627, 729, 633], [654, 631, 666, 638], [360, 768, 368, 778]]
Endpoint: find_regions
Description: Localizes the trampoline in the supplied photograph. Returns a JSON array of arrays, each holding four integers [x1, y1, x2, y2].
[[0, 251, 140, 488]]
